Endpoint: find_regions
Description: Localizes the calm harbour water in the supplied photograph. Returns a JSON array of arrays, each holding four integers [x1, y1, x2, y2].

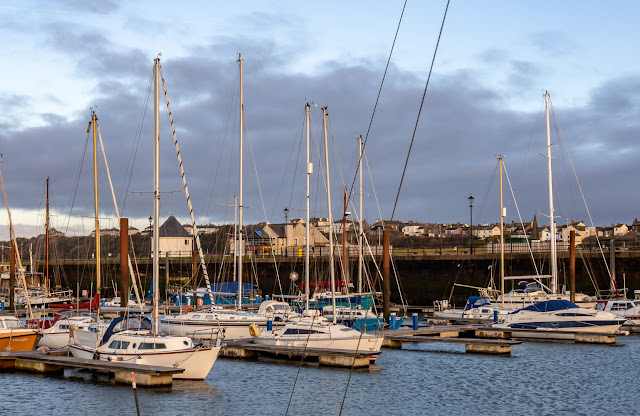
[[2, 333, 638, 415]]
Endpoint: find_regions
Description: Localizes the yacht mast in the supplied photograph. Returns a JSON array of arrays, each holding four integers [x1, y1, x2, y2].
[[153, 57, 160, 335], [92, 110, 101, 320], [499, 156, 504, 307], [322, 107, 337, 323], [545, 92, 558, 294], [305, 103, 311, 311], [237, 54, 244, 310], [45, 177, 49, 293], [357, 135, 363, 295]]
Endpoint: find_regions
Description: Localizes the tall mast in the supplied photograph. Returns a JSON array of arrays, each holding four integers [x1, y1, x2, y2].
[[499, 156, 504, 307], [322, 107, 336, 323], [92, 110, 101, 319], [357, 135, 363, 295], [237, 54, 244, 310], [305, 103, 311, 311], [545, 92, 558, 294], [152, 57, 160, 334], [45, 177, 49, 293]]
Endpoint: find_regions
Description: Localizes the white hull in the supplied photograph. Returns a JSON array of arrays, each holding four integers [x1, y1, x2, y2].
[[69, 343, 220, 379], [38, 332, 70, 349]]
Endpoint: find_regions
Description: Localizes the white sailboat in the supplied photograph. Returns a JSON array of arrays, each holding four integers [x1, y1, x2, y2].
[[496, 93, 597, 309], [253, 104, 384, 359], [495, 93, 624, 336], [160, 54, 280, 340], [70, 57, 220, 380]]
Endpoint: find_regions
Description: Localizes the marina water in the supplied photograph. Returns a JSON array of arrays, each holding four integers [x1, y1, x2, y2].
[[3, 332, 637, 415]]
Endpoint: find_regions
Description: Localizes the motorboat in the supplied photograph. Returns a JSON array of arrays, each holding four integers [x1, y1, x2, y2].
[[497, 281, 597, 309], [495, 300, 625, 338]]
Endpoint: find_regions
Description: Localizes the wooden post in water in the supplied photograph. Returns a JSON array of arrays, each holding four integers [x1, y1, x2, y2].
[[165, 251, 170, 303], [383, 229, 390, 324], [120, 218, 129, 308], [9, 244, 15, 309], [192, 247, 198, 307], [569, 230, 575, 303]]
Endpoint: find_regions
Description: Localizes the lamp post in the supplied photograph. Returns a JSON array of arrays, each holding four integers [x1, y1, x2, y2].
[[283, 207, 289, 224], [468, 195, 474, 254]]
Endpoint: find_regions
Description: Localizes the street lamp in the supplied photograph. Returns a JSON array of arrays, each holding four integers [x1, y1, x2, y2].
[[468, 195, 474, 254], [283, 207, 289, 223]]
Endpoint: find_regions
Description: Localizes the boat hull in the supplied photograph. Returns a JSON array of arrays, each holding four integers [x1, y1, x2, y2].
[[0, 329, 41, 351], [69, 344, 221, 380]]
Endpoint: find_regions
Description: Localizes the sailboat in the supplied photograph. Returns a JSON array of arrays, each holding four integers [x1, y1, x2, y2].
[[253, 104, 384, 359], [494, 93, 624, 336], [69, 57, 220, 379], [495, 93, 598, 309], [160, 54, 276, 341]]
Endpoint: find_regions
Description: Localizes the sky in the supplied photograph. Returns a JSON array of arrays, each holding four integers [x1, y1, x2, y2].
[[0, 0, 638, 240]]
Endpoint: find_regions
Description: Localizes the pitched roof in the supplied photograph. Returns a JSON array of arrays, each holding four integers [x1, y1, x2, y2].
[[159, 215, 191, 238]]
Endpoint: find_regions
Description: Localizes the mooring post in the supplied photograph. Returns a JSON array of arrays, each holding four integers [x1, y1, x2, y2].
[[570, 230, 576, 303], [120, 218, 129, 308], [131, 372, 140, 416], [9, 244, 15, 309], [383, 229, 390, 324], [412, 313, 418, 330]]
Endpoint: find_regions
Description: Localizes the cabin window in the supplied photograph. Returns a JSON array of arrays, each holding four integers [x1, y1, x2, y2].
[[139, 342, 167, 350], [283, 328, 319, 335], [108, 340, 130, 350], [193, 315, 201, 319], [60, 325, 69, 330], [206, 315, 213, 320]]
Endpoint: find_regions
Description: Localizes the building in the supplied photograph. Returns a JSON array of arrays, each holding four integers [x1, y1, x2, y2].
[[152, 215, 193, 257]]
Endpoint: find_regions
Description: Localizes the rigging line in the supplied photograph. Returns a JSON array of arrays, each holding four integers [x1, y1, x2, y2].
[[96, 124, 144, 309], [243, 111, 283, 296], [64, 123, 92, 234], [160, 66, 215, 303], [287, 116, 305, 213], [120, 73, 153, 214], [204, 69, 239, 219], [327, 114, 348, 192], [474, 160, 498, 223], [346, 0, 407, 210], [390, 0, 451, 221], [503, 160, 541, 276], [550, 101, 611, 280]]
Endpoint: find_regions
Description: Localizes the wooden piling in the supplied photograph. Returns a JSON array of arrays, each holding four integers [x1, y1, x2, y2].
[[570, 230, 575, 303], [120, 218, 129, 308]]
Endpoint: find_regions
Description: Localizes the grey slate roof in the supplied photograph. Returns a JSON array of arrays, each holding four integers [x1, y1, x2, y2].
[[159, 215, 191, 238]]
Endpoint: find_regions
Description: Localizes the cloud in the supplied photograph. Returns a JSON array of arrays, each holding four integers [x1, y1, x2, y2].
[[1, 25, 639, 239]]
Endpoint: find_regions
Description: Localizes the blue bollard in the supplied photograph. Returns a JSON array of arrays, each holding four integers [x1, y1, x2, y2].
[[265, 295, 269, 301], [1, 300, 4, 311], [390, 312, 396, 330], [267, 320, 273, 331], [101, 299, 105, 307], [412, 313, 419, 330], [493, 310, 498, 324]]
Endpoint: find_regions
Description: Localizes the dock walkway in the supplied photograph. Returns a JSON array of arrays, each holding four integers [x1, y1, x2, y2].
[[0, 351, 184, 386], [222, 340, 379, 368]]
